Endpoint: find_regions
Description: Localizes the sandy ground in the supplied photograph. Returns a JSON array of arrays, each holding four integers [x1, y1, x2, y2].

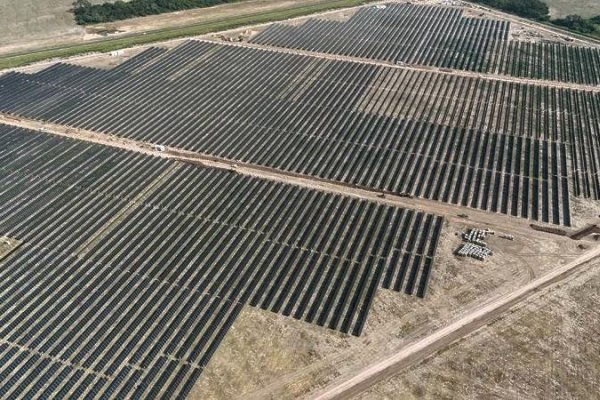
[[190, 220, 593, 399], [0, 236, 21, 261], [356, 257, 600, 399], [312, 243, 600, 399]]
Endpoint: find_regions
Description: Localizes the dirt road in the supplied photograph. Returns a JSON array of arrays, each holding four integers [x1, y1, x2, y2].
[[311, 245, 600, 400], [465, 1, 600, 46], [201, 38, 600, 92], [0, 113, 558, 238]]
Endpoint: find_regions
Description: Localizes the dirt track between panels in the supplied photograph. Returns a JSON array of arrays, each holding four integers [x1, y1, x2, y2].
[[312, 245, 600, 399], [200, 38, 600, 93], [1, 107, 596, 400], [3, 111, 597, 399], [0, 112, 562, 238]]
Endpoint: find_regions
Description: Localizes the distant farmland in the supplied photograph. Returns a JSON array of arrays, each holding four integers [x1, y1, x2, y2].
[[0, 0, 110, 44], [545, 0, 600, 18], [1, 2, 600, 399]]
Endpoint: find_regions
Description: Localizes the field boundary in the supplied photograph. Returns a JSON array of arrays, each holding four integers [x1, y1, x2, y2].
[[0, 0, 374, 70]]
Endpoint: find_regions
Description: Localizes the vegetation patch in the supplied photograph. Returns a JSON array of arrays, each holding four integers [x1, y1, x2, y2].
[[552, 14, 600, 34], [469, 0, 550, 20], [0, 0, 372, 70], [468, 0, 600, 38], [73, 0, 240, 25]]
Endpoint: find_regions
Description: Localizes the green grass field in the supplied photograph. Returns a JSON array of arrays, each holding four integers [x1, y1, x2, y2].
[[546, 0, 600, 40], [0, 0, 371, 70]]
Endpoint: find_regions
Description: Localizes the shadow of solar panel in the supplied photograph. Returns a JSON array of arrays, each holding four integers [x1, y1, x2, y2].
[[0, 125, 446, 399]]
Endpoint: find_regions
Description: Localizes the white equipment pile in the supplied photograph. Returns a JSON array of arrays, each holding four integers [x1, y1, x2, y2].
[[462, 228, 489, 247], [457, 228, 494, 261], [456, 243, 493, 261]]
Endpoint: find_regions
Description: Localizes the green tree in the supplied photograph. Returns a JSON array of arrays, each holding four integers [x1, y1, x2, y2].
[[553, 15, 597, 33]]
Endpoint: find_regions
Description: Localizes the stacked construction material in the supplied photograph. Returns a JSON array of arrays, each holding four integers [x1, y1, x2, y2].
[[456, 243, 493, 261], [462, 228, 489, 247], [457, 228, 494, 261]]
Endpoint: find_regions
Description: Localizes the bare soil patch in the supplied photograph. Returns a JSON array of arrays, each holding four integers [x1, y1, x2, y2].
[[190, 218, 590, 399], [356, 258, 600, 399]]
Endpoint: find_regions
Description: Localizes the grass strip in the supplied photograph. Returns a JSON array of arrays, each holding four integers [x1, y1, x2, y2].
[[0, 0, 372, 70]]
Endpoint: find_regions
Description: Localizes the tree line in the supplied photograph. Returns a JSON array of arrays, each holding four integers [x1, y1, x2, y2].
[[470, 0, 550, 20], [72, 0, 238, 25], [72, 0, 600, 38], [552, 15, 600, 34]]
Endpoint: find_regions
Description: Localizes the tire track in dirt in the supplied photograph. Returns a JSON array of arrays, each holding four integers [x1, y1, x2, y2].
[[311, 245, 600, 400]]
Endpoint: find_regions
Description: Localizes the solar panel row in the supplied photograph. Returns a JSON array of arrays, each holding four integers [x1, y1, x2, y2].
[[0, 124, 444, 398], [251, 3, 600, 85], [0, 41, 595, 224]]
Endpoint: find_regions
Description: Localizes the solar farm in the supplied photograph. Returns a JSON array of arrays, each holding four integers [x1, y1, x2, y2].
[[2, 42, 596, 225], [251, 3, 600, 84], [0, 1, 600, 399]]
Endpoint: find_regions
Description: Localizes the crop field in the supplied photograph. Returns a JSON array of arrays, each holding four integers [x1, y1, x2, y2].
[[0, 0, 111, 45], [250, 3, 600, 85], [545, 0, 600, 18], [2, 40, 600, 225], [0, 123, 443, 398], [0, 0, 82, 44]]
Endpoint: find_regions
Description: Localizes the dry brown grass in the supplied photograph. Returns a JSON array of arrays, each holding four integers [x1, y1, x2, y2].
[[189, 218, 591, 399], [546, 0, 600, 18], [357, 260, 600, 399], [0, 0, 109, 45]]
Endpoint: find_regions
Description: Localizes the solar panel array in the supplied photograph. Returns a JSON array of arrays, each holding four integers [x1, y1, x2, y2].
[[250, 2, 600, 85], [496, 40, 600, 85], [1, 40, 597, 225], [0, 124, 443, 398], [251, 3, 510, 72], [1, 2, 599, 398]]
